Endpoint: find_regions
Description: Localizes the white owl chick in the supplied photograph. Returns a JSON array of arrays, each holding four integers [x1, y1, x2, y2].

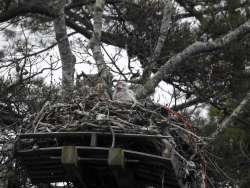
[[112, 81, 137, 105]]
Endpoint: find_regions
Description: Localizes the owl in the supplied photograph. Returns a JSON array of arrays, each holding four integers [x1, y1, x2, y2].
[[112, 81, 137, 104], [76, 72, 110, 100]]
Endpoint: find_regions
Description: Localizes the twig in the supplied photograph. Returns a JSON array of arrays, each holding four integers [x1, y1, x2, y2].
[[33, 101, 50, 133]]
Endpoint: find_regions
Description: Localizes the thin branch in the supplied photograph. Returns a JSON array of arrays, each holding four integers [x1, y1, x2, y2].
[[101, 44, 128, 81], [88, 0, 113, 91], [53, 0, 75, 99], [2, 32, 77, 63], [172, 97, 204, 111], [140, 1, 173, 83]]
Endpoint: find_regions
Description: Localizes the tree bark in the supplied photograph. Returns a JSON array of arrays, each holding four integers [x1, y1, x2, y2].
[[152, 1, 173, 59], [53, 0, 75, 100], [141, 1, 173, 83], [89, 0, 113, 92]]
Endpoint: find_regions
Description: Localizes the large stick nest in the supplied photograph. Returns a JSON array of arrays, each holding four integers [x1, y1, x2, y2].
[[20, 96, 203, 160], [0, 95, 208, 188], [25, 99, 169, 134]]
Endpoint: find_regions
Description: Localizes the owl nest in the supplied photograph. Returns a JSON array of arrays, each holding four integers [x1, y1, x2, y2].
[[22, 98, 169, 134], [15, 96, 207, 187], [22, 97, 181, 134], [20, 96, 203, 156]]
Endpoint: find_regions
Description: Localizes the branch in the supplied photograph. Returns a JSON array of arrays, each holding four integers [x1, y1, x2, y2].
[[66, 18, 128, 49], [140, 1, 173, 83], [135, 19, 250, 99], [5, 66, 61, 95], [53, 0, 75, 100], [0, 0, 57, 23], [151, 1, 173, 60], [175, 0, 204, 24], [88, 0, 112, 89], [172, 97, 204, 111], [212, 91, 250, 137], [101, 44, 128, 81], [0, 0, 144, 57], [1, 32, 77, 63], [0, 0, 122, 23]]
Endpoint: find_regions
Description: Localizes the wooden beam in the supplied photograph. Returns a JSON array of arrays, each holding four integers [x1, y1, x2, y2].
[[112, 168, 137, 188], [61, 146, 88, 188], [90, 133, 97, 147], [17, 146, 180, 187], [108, 148, 125, 168], [18, 132, 171, 139], [17, 146, 173, 164], [108, 148, 137, 188], [31, 176, 68, 184], [37, 184, 50, 188]]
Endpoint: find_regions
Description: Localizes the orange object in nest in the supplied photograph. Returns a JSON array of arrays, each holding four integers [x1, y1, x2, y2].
[[164, 106, 193, 129]]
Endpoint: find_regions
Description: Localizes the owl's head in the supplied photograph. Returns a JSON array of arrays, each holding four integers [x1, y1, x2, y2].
[[85, 75, 102, 87], [115, 81, 128, 91], [77, 72, 102, 87]]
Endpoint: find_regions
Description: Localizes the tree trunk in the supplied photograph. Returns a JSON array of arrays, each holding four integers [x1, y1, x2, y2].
[[140, 1, 173, 83], [53, 0, 75, 100], [89, 0, 113, 95]]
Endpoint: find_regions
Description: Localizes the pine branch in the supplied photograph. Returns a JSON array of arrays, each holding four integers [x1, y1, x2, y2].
[[135, 19, 250, 99]]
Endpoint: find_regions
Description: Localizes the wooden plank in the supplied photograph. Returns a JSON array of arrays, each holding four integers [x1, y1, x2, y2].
[[25, 164, 62, 170], [16, 146, 180, 187], [61, 146, 88, 188], [18, 132, 171, 139], [17, 147, 61, 156], [90, 133, 97, 146], [108, 148, 137, 188], [136, 173, 180, 188], [112, 168, 137, 188], [21, 156, 60, 161], [18, 146, 172, 165], [37, 183, 50, 188], [28, 169, 65, 175], [135, 165, 168, 176], [108, 148, 125, 168], [22, 160, 61, 166], [18, 146, 172, 167], [30, 174, 67, 179], [135, 168, 177, 183], [61, 146, 78, 165], [75, 146, 173, 165], [31, 176, 68, 183], [124, 149, 172, 165]]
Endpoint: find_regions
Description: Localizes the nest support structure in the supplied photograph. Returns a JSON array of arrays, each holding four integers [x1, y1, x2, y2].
[[11, 98, 206, 188]]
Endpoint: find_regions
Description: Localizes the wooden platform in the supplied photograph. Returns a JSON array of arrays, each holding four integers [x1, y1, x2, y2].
[[15, 132, 182, 188]]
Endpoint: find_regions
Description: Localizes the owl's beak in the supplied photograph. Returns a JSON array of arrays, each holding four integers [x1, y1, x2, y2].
[[116, 87, 122, 91]]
